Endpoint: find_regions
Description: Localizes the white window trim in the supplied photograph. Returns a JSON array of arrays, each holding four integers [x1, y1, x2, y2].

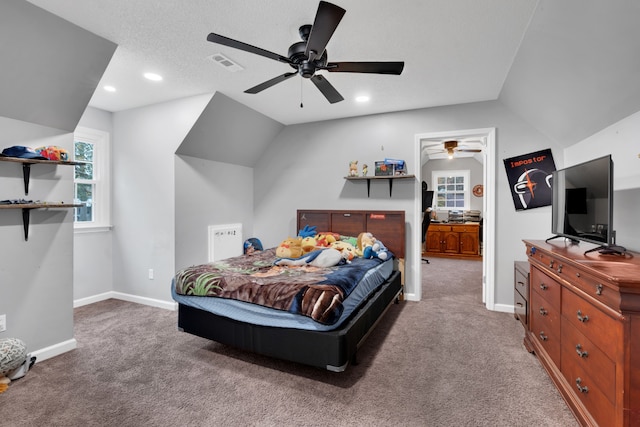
[[74, 126, 112, 232], [432, 169, 471, 211]]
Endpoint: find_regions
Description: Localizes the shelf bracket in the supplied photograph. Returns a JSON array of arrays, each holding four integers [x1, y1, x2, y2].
[[388, 178, 393, 197], [22, 163, 31, 195], [21, 208, 31, 241]]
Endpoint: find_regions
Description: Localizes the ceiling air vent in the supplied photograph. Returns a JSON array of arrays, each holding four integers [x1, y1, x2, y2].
[[208, 53, 243, 72]]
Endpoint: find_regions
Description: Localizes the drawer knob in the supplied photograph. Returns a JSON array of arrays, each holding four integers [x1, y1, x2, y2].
[[577, 310, 589, 323], [596, 284, 603, 295], [540, 283, 548, 291], [549, 260, 554, 268], [539, 331, 548, 341], [576, 378, 589, 394], [557, 264, 563, 274], [539, 307, 548, 316], [576, 272, 580, 278], [575, 344, 589, 358]]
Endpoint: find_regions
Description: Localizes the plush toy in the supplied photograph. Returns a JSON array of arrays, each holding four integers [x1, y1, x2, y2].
[[330, 240, 357, 262], [348, 160, 358, 177], [298, 225, 317, 238], [300, 236, 318, 254], [275, 237, 303, 259], [316, 233, 338, 247], [362, 164, 368, 176], [0, 338, 32, 394], [274, 248, 344, 268], [357, 232, 389, 261]]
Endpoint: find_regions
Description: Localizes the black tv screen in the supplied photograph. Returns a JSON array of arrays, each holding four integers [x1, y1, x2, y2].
[[551, 155, 613, 246]]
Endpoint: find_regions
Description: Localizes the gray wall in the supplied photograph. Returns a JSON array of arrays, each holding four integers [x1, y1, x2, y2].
[[252, 100, 563, 303], [175, 155, 254, 270], [73, 107, 114, 302]]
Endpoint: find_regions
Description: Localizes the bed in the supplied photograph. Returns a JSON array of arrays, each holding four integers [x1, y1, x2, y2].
[[172, 209, 405, 372]]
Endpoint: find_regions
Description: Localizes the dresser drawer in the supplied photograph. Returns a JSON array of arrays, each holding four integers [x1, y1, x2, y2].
[[556, 261, 620, 310], [561, 319, 616, 403], [562, 356, 616, 427], [562, 288, 620, 355], [429, 224, 452, 232], [514, 288, 527, 326], [514, 261, 529, 300], [530, 266, 561, 311], [530, 290, 561, 366]]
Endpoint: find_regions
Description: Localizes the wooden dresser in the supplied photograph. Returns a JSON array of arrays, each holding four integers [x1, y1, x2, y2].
[[523, 240, 640, 426], [424, 222, 481, 259]]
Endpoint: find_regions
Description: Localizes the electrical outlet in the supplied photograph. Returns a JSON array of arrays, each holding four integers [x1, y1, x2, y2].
[[148, 269, 154, 280], [0, 314, 6, 332]]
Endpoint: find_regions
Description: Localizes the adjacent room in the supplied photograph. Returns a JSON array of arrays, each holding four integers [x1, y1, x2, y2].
[[1, 0, 640, 425]]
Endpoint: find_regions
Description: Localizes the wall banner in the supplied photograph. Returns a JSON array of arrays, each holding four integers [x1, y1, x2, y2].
[[503, 148, 556, 211]]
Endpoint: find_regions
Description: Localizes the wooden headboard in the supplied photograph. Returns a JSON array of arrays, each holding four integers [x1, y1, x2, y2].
[[297, 209, 406, 259]]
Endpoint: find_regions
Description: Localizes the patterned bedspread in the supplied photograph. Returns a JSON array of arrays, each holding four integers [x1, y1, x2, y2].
[[173, 248, 389, 324]]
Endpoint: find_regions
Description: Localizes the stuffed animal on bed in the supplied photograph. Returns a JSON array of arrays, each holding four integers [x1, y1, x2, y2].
[[275, 237, 303, 258], [300, 236, 318, 254], [357, 232, 389, 261], [329, 240, 357, 262], [274, 248, 344, 268], [315, 233, 338, 247]]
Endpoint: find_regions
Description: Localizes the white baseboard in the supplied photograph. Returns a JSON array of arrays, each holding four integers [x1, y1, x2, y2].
[[31, 338, 77, 363], [493, 303, 515, 314], [74, 291, 177, 311]]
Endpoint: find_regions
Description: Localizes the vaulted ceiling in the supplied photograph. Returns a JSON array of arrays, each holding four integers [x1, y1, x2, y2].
[[25, 0, 640, 148]]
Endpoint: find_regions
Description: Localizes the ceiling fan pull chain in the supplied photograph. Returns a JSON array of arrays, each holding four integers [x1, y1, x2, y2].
[[300, 77, 304, 108]]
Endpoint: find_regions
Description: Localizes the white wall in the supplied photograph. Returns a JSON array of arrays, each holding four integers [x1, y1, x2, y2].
[[111, 94, 211, 303], [253, 100, 562, 304]]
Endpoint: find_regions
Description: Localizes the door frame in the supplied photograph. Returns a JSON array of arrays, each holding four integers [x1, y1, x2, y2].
[[412, 127, 496, 309]]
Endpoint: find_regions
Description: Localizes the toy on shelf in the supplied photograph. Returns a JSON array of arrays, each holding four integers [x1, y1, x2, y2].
[[348, 160, 358, 177], [362, 164, 368, 176]]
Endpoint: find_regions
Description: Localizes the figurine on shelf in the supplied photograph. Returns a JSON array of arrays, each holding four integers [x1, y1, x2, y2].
[[348, 160, 358, 177], [362, 164, 368, 176]]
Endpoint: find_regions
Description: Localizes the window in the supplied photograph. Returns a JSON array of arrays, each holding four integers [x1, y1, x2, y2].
[[73, 127, 111, 231], [432, 170, 470, 210]]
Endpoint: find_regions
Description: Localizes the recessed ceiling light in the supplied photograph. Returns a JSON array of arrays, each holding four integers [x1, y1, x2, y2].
[[355, 95, 370, 103], [144, 72, 163, 81], [103, 85, 116, 92]]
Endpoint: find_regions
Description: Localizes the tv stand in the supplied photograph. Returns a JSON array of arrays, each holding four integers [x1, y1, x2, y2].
[[545, 235, 579, 244], [584, 244, 627, 256]]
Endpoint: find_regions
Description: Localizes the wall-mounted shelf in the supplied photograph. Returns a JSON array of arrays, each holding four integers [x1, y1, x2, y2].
[[344, 174, 415, 197], [0, 156, 80, 195], [0, 203, 82, 240]]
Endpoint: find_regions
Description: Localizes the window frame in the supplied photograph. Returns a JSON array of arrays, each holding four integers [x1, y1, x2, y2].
[[73, 126, 111, 232], [432, 169, 471, 211]]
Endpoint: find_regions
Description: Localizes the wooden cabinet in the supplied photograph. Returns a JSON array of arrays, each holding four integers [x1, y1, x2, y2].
[[424, 223, 480, 259], [523, 239, 640, 427]]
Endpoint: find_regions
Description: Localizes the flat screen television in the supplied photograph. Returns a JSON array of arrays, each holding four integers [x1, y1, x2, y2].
[[550, 155, 619, 252]]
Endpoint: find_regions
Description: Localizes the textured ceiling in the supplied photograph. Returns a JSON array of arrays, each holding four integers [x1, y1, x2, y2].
[[25, 0, 538, 125]]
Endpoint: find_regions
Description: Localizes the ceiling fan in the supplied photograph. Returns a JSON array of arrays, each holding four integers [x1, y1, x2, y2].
[[427, 140, 483, 159], [206, 1, 404, 104]]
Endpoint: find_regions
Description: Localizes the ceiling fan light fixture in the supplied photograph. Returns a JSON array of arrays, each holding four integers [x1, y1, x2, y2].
[[355, 95, 370, 103], [103, 85, 116, 92]]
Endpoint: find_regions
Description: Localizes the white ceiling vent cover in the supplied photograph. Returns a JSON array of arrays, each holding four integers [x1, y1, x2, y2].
[[208, 53, 243, 72]]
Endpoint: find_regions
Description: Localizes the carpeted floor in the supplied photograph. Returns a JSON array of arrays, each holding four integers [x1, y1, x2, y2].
[[0, 257, 578, 426]]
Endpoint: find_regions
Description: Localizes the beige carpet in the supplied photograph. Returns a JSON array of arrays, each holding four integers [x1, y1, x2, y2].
[[0, 257, 578, 426]]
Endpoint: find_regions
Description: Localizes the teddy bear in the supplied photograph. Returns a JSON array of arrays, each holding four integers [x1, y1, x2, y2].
[[275, 237, 303, 259]]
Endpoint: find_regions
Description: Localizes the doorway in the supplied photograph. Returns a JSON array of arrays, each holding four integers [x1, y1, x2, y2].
[[413, 128, 496, 309]]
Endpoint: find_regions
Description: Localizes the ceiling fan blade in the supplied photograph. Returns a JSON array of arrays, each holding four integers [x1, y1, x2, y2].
[[245, 72, 297, 94], [326, 61, 405, 75], [457, 149, 483, 153], [310, 74, 344, 103], [207, 33, 292, 65], [305, 1, 346, 62]]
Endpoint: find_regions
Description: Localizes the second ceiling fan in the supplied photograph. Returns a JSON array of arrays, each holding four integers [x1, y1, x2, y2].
[[206, 1, 404, 104]]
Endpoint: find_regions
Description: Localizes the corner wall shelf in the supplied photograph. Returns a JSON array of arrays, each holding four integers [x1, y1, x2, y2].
[[0, 203, 83, 241], [344, 174, 415, 197], [0, 157, 80, 195]]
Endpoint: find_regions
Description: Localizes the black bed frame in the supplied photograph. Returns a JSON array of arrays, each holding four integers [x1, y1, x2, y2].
[[178, 271, 402, 372]]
